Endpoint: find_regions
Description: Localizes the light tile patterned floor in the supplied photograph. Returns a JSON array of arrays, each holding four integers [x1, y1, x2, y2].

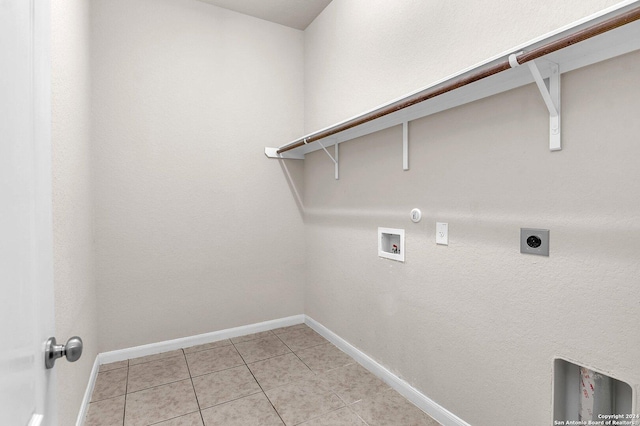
[[85, 324, 441, 426]]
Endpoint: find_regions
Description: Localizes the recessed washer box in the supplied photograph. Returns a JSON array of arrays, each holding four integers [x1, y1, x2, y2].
[[378, 227, 404, 262]]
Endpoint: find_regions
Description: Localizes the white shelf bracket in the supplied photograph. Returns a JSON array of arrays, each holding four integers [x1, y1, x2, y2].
[[527, 61, 562, 151], [529, 59, 561, 151], [509, 54, 561, 151], [309, 138, 339, 180], [334, 142, 339, 180], [403, 121, 409, 171]]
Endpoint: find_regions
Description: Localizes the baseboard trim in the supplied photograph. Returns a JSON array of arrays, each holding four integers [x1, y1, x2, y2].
[[79, 314, 467, 426], [75, 355, 100, 426], [98, 314, 305, 365], [305, 316, 471, 426], [77, 315, 305, 425]]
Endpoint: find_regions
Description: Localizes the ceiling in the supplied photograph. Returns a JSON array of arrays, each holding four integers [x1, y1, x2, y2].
[[198, 0, 333, 30]]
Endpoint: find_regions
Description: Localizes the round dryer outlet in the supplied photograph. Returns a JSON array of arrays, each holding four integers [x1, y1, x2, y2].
[[410, 208, 422, 223]]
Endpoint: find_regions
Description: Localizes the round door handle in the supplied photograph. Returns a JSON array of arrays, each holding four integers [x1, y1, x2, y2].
[[64, 337, 83, 362], [45, 336, 83, 369]]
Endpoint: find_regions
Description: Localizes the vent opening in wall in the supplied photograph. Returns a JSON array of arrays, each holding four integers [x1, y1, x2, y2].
[[378, 227, 405, 262], [553, 358, 634, 424]]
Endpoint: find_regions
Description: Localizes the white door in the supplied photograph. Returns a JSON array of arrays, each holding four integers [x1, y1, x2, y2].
[[0, 0, 57, 425]]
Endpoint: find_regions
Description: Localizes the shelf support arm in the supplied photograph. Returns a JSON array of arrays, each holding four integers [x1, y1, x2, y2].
[[308, 138, 339, 180], [510, 54, 561, 151], [403, 121, 409, 171], [528, 60, 561, 151]]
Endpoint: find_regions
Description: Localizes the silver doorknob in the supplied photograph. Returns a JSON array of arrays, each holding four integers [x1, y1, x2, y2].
[[45, 336, 83, 369]]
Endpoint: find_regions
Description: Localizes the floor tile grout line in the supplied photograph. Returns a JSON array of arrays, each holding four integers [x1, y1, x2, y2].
[[292, 405, 351, 426], [247, 350, 352, 426], [110, 331, 437, 426], [119, 326, 307, 368], [176, 325, 308, 356], [263, 344, 379, 418], [183, 340, 233, 355], [125, 376, 194, 396], [273, 333, 316, 375], [90, 392, 128, 404], [265, 379, 347, 426], [260, 373, 319, 394], [121, 330, 416, 426], [230, 336, 293, 366], [182, 349, 207, 426], [242, 350, 294, 366], [248, 378, 287, 425], [249, 350, 317, 369], [230, 339, 248, 368], [294, 341, 334, 354], [145, 410, 201, 426], [275, 328, 331, 354], [332, 392, 355, 409], [118, 330, 438, 426], [271, 323, 309, 339], [230, 329, 276, 345], [126, 364, 193, 394], [231, 340, 288, 426], [290, 350, 315, 374], [122, 360, 129, 426], [197, 389, 263, 412], [343, 403, 371, 426], [228, 340, 248, 366], [128, 351, 184, 367], [291, 341, 330, 353], [98, 365, 129, 373], [189, 362, 246, 379], [244, 352, 322, 393], [91, 365, 132, 403], [87, 393, 126, 404], [273, 325, 319, 340], [272, 337, 355, 404], [245, 351, 296, 368], [230, 339, 269, 348], [184, 345, 246, 370]]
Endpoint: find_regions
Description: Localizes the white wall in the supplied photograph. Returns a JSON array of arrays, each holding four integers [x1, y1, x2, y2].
[[51, 1, 638, 423], [303, 1, 640, 425], [90, 0, 305, 352], [51, 1, 99, 424], [304, 0, 623, 131]]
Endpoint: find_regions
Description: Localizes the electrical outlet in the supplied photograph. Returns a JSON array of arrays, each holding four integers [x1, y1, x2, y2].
[[436, 222, 448, 245], [520, 228, 549, 256]]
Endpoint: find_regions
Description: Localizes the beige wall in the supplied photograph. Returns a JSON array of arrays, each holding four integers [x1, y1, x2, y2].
[[304, 0, 622, 131], [51, 0, 99, 424], [303, 47, 640, 426], [90, 0, 306, 352], [51, 1, 639, 423]]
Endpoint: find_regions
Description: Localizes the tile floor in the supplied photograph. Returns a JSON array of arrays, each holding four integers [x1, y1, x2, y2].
[[85, 324, 441, 426]]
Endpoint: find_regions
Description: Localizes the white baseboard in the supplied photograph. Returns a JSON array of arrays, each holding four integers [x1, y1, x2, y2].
[[75, 356, 100, 426], [77, 315, 304, 425], [305, 316, 471, 426], [78, 314, 467, 426], [98, 314, 305, 365]]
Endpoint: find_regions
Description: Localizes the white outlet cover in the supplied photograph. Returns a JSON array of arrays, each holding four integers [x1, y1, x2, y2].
[[436, 222, 448, 245]]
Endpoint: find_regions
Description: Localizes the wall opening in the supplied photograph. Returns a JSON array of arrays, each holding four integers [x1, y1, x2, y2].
[[553, 358, 634, 424]]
